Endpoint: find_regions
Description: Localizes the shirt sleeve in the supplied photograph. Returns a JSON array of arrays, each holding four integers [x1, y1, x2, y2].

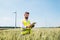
[[20, 21, 26, 29]]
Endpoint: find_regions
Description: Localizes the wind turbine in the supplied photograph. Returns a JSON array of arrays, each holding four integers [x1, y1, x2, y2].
[[13, 11, 17, 28]]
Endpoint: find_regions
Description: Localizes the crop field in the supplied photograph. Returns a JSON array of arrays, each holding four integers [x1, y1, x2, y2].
[[0, 28, 60, 40]]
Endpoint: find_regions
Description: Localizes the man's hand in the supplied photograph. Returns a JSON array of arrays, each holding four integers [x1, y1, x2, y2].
[[30, 22, 36, 28], [26, 25, 31, 28], [26, 22, 36, 28]]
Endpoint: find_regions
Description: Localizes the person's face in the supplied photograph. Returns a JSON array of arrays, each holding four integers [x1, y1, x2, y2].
[[24, 14, 29, 19], [24, 14, 29, 17]]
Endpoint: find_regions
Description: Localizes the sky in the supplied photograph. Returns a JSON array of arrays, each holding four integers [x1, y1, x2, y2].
[[0, 0, 60, 27]]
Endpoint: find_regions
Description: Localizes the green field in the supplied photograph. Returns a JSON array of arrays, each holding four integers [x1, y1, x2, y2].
[[0, 28, 60, 40]]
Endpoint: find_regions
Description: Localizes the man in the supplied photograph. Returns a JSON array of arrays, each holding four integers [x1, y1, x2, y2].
[[21, 12, 36, 35]]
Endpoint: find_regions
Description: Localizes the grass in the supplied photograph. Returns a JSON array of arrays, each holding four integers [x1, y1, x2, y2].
[[0, 28, 60, 40]]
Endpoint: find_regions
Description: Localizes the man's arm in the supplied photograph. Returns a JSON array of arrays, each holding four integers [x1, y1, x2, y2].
[[21, 21, 30, 28], [21, 21, 26, 28]]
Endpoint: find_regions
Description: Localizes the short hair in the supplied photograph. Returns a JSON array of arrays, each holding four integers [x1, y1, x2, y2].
[[25, 12, 29, 14]]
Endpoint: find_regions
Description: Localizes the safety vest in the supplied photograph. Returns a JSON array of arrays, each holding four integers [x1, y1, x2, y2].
[[21, 19, 31, 35], [22, 19, 30, 27]]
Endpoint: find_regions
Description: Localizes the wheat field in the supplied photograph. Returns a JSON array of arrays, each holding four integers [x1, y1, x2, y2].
[[0, 28, 60, 40]]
